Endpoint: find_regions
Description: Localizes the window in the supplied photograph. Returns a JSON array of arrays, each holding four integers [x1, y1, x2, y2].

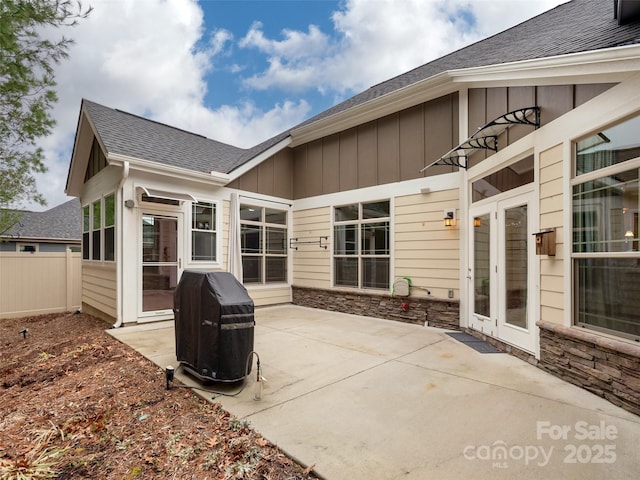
[[104, 194, 115, 261], [82, 193, 116, 262], [572, 114, 640, 339], [82, 205, 90, 260], [191, 202, 216, 261], [92, 200, 101, 260], [472, 155, 534, 202], [334, 200, 390, 290], [240, 204, 287, 284], [18, 244, 37, 253]]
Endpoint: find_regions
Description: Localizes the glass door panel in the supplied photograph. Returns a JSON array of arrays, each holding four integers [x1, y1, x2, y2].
[[504, 205, 528, 329], [142, 214, 179, 313], [473, 213, 491, 318]]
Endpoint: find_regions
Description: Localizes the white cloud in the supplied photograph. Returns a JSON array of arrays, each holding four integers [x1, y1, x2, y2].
[[239, 0, 568, 94], [31, 0, 310, 211], [29, 0, 568, 211]]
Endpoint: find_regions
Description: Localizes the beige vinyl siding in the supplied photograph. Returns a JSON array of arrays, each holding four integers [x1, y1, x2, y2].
[[395, 190, 460, 299], [82, 263, 117, 319], [247, 286, 291, 306], [0, 250, 81, 318], [539, 144, 565, 324], [292, 207, 331, 289]]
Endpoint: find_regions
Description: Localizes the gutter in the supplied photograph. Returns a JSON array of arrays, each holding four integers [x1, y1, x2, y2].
[[108, 153, 231, 187], [112, 160, 129, 329]]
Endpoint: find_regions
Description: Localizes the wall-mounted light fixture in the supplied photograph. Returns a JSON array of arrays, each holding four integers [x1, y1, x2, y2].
[[473, 217, 482, 228], [625, 230, 634, 242], [444, 209, 456, 227], [124, 199, 135, 208]]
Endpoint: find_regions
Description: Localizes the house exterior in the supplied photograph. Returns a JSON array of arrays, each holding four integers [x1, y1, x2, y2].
[[0, 199, 82, 318], [66, 0, 640, 415], [1, 198, 81, 253]]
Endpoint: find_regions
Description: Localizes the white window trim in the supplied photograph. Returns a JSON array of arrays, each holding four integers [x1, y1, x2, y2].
[[188, 199, 222, 266], [332, 199, 392, 291], [82, 192, 116, 263], [570, 128, 640, 340], [240, 202, 289, 285], [17, 243, 38, 253]]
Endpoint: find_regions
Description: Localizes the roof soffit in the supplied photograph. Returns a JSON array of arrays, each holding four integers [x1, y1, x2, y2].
[[289, 45, 640, 148]]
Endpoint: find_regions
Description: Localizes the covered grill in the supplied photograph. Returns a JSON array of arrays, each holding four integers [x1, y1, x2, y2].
[[173, 271, 255, 382]]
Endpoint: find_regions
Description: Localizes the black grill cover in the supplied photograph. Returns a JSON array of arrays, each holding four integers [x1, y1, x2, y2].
[[174, 271, 254, 382]]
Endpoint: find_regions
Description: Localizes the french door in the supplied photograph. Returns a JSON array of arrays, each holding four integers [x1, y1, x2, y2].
[[469, 192, 536, 352], [140, 212, 182, 316]]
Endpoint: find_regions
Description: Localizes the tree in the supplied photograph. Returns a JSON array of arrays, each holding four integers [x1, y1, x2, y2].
[[0, 0, 91, 235]]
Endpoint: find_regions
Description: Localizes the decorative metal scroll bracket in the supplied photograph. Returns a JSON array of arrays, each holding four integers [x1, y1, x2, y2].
[[289, 236, 329, 250], [419, 106, 541, 173]]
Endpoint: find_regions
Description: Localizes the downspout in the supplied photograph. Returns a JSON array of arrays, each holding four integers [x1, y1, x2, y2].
[[112, 160, 129, 328]]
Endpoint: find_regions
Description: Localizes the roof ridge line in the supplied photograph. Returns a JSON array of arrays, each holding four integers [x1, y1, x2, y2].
[[113, 108, 210, 140]]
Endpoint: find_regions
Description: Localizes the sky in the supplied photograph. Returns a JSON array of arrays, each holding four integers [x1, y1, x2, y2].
[[31, 0, 568, 211]]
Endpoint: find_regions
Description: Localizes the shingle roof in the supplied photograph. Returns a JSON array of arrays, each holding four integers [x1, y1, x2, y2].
[[81, 0, 640, 175], [83, 100, 247, 173], [2, 199, 81, 241], [297, 0, 640, 128]]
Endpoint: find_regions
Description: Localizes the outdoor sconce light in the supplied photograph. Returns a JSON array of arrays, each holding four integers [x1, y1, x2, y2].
[[473, 217, 482, 227], [124, 199, 135, 208], [444, 209, 456, 227], [625, 230, 634, 242]]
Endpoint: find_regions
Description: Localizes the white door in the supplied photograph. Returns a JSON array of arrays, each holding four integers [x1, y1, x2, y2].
[[140, 212, 183, 317], [469, 192, 536, 352]]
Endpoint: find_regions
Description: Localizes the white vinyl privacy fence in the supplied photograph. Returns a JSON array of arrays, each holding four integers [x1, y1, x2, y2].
[[0, 250, 81, 319]]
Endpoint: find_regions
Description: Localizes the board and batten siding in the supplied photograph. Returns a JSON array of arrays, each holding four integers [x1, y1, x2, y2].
[[292, 93, 459, 199], [539, 144, 564, 325], [0, 250, 81, 319], [467, 84, 614, 168], [82, 263, 117, 320], [291, 207, 332, 289], [395, 190, 460, 299]]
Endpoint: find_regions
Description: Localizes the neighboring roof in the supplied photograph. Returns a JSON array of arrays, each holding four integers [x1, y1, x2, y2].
[[78, 0, 640, 177], [2, 199, 81, 242]]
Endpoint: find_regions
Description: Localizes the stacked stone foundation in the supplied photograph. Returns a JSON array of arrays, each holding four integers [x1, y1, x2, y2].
[[291, 286, 459, 330], [537, 321, 640, 416]]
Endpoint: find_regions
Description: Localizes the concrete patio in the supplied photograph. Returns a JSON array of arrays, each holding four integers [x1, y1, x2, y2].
[[107, 305, 640, 479]]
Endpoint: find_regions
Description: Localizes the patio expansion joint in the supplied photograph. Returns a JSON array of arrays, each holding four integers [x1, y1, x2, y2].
[[242, 338, 448, 420]]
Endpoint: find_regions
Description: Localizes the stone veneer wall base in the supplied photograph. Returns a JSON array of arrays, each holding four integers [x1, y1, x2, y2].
[[537, 321, 640, 417], [291, 286, 459, 330]]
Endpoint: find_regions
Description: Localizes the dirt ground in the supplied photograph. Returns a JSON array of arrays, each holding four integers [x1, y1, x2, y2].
[[0, 312, 316, 479]]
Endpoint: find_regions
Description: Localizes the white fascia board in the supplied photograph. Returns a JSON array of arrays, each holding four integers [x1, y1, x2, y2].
[[66, 107, 104, 197], [293, 172, 460, 211], [108, 153, 230, 187], [290, 72, 454, 147], [290, 45, 640, 148], [449, 45, 640, 86], [227, 136, 292, 181]]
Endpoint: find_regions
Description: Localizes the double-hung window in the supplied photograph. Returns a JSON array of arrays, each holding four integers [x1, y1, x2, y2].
[[572, 114, 640, 339], [191, 202, 217, 262], [334, 200, 390, 290], [240, 204, 288, 284]]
